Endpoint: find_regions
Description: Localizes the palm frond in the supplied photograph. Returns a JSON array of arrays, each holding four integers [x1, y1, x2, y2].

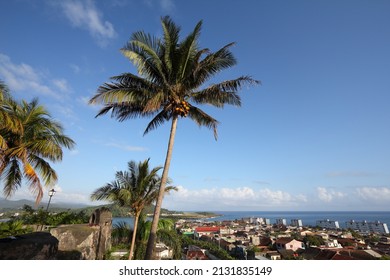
[[2, 158, 22, 198], [90, 183, 119, 202], [0, 80, 10, 101], [192, 76, 259, 107], [121, 31, 166, 85], [177, 19, 202, 81], [28, 154, 58, 186], [188, 106, 220, 140], [161, 16, 181, 76], [90, 83, 144, 105], [143, 109, 171, 135]]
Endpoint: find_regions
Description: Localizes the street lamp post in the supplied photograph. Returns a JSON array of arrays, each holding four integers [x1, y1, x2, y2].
[[46, 188, 56, 212]]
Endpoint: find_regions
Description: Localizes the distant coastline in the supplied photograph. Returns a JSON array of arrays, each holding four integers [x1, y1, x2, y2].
[[113, 210, 390, 229], [206, 210, 390, 228]]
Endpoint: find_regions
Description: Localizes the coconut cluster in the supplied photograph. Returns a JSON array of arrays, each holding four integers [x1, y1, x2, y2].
[[174, 100, 190, 117]]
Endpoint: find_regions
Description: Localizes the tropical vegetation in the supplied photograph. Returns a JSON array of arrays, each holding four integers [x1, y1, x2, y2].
[[90, 158, 177, 259], [89, 16, 259, 259], [133, 212, 181, 260], [0, 204, 89, 238], [109, 214, 180, 260], [0, 220, 32, 238], [181, 235, 235, 260], [0, 80, 75, 205]]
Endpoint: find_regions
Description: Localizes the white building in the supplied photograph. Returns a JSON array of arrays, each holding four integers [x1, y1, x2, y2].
[[256, 217, 265, 225], [256, 218, 271, 225], [323, 239, 342, 248], [345, 220, 389, 234], [316, 219, 340, 229], [276, 218, 287, 226], [291, 219, 303, 227]]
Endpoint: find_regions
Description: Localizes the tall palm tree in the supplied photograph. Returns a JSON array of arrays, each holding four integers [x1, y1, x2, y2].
[[133, 212, 180, 260], [0, 97, 75, 204], [90, 158, 177, 260], [89, 16, 259, 259]]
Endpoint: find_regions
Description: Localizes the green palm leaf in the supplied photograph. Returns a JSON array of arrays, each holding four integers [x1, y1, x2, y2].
[[0, 92, 75, 205]]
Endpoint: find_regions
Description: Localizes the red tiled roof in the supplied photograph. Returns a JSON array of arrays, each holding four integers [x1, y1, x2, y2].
[[195, 227, 221, 232]]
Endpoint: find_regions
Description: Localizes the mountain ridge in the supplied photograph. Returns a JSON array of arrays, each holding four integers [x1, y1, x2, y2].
[[0, 198, 90, 210]]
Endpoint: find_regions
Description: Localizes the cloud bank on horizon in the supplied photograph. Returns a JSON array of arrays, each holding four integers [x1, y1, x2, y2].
[[10, 185, 390, 211]]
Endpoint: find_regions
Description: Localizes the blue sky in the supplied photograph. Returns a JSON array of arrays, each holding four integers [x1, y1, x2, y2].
[[1, 0, 390, 211]]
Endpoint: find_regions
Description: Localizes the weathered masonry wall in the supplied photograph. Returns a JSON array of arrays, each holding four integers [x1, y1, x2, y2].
[[0, 207, 112, 260]]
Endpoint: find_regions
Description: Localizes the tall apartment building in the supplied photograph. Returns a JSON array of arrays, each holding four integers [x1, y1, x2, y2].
[[316, 219, 340, 229], [291, 219, 303, 227], [276, 218, 287, 226], [345, 220, 389, 234]]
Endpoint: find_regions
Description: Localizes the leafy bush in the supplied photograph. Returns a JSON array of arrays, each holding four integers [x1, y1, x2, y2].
[[0, 220, 32, 238], [181, 235, 235, 260], [111, 221, 132, 246], [16, 207, 89, 227]]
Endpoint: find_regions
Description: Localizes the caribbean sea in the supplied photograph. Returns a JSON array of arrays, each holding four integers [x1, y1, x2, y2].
[[113, 211, 390, 229], [207, 211, 390, 227]]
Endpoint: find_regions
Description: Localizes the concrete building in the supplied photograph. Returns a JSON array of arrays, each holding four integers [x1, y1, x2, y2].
[[345, 220, 389, 234], [275, 238, 305, 252], [250, 236, 260, 246], [276, 218, 287, 226], [194, 226, 221, 238], [316, 219, 340, 229], [291, 219, 303, 227]]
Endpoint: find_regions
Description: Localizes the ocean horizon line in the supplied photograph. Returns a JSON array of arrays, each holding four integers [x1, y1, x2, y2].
[[180, 210, 390, 213]]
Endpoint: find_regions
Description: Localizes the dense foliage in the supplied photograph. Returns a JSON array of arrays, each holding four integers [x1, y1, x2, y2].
[[181, 235, 235, 260], [0, 80, 75, 205], [4, 205, 89, 228], [303, 235, 325, 247], [0, 220, 32, 238]]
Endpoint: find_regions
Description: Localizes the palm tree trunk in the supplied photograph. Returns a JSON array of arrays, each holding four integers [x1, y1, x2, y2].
[[129, 212, 140, 260], [144, 115, 178, 260]]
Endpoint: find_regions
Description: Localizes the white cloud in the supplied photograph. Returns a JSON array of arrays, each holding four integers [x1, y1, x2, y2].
[[52, 79, 71, 93], [59, 0, 117, 46], [142, 0, 175, 12], [0, 53, 70, 100], [105, 141, 148, 152], [160, 0, 175, 12], [4, 185, 98, 206], [69, 64, 81, 74], [52, 185, 96, 205], [163, 186, 307, 211], [69, 149, 80, 156], [317, 187, 345, 202], [356, 187, 390, 202]]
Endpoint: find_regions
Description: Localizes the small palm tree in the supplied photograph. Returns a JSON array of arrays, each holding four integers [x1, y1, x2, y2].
[[90, 158, 177, 260], [134, 212, 180, 260], [89, 16, 259, 259], [0, 96, 75, 204]]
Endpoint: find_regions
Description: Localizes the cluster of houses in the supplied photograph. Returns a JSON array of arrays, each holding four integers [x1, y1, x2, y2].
[[175, 217, 390, 260]]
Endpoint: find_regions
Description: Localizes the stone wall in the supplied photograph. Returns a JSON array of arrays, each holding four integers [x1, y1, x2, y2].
[[0, 232, 58, 260], [50, 208, 112, 260], [0, 207, 112, 260]]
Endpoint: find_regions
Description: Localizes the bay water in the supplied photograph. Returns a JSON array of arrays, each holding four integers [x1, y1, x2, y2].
[[113, 211, 390, 229]]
